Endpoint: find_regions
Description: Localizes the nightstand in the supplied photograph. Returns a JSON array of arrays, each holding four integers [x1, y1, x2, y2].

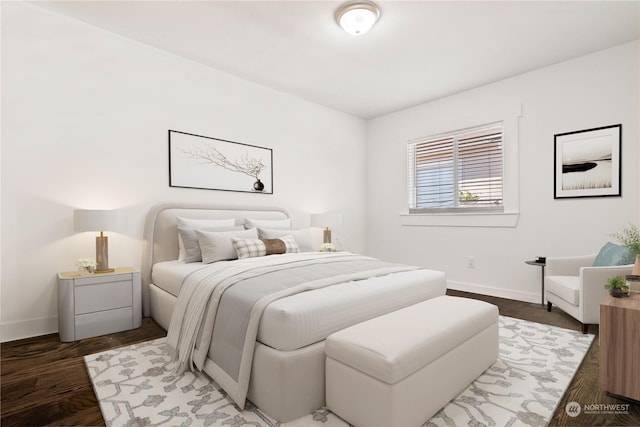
[[599, 293, 640, 401], [57, 267, 142, 342]]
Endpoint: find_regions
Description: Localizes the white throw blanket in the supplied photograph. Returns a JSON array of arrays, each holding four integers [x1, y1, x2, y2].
[[166, 252, 419, 409]]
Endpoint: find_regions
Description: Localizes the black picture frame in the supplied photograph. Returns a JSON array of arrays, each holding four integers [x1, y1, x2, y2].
[[169, 130, 273, 194], [554, 124, 621, 199]]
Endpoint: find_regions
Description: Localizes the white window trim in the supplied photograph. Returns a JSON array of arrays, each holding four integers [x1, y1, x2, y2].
[[401, 103, 521, 228], [400, 210, 520, 227]]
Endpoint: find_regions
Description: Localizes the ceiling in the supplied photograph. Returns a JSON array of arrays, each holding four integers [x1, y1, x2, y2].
[[34, 1, 640, 119]]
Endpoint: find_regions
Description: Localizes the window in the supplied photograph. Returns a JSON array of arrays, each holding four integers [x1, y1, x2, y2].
[[407, 123, 504, 213]]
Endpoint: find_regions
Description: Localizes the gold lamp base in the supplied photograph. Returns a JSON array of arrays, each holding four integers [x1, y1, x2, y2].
[[321, 227, 335, 252], [323, 227, 332, 244], [95, 233, 113, 273]]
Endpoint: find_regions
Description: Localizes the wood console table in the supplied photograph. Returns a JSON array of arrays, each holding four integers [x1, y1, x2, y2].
[[599, 293, 640, 401]]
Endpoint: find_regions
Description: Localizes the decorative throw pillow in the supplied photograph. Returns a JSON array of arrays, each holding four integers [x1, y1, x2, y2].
[[232, 235, 300, 259], [178, 226, 243, 263], [196, 228, 259, 264], [244, 218, 291, 229], [593, 242, 633, 266], [257, 227, 313, 252], [176, 217, 236, 260]]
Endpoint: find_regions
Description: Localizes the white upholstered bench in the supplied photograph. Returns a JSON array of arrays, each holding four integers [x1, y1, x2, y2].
[[325, 295, 499, 427]]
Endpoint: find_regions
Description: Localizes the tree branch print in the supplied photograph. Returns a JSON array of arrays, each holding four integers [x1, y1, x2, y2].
[[180, 144, 264, 180]]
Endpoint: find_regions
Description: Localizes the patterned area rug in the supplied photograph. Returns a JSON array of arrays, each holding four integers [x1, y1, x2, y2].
[[85, 316, 593, 427]]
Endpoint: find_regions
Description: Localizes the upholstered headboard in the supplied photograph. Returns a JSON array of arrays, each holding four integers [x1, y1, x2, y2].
[[141, 203, 289, 316]]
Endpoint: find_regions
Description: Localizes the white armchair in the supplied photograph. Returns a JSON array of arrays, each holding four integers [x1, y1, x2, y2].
[[545, 254, 633, 334]]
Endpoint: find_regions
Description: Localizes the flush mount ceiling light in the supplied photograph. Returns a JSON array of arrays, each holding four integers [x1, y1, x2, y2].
[[335, 1, 381, 36]]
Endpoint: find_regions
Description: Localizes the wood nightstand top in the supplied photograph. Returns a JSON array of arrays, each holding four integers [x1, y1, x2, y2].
[[58, 267, 137, 279], [601, 292, 640, 311]]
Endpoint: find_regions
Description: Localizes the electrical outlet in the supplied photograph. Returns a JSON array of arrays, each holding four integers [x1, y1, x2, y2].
[[466, 256, 475, 268]]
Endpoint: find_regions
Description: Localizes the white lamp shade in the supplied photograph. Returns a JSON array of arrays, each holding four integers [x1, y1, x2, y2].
[[310, 212, 344, 229], [336, 2, 380, 36], [74, 209, 127, 233]]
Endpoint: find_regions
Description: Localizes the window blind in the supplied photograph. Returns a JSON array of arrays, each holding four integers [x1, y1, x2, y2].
[[408, 123, 504, 212]]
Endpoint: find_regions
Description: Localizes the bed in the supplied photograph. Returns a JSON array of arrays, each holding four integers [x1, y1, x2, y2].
[[141, 203, 447, 422]]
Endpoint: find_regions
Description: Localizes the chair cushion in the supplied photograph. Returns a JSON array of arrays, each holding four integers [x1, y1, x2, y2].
[[546, 275, 580, 306], [593, 242, 633, 266]]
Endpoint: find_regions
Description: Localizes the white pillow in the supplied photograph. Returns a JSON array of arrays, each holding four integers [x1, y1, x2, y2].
[[244, 218, 291, 229], [196, 228, 259, 264], [258, 227, 313, 252], [178, 226, 243, 263], [232, 235, 300, 259], [176, 217, 236, 260]]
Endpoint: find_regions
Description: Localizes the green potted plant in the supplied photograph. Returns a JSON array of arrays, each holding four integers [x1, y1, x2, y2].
[[610, 223, 640, 265], [605, 275, 629, 298]]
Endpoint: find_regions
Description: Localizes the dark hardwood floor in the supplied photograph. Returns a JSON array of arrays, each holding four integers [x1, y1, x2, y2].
[[1, 318, 166, 427], [1, 291, 638, 426]]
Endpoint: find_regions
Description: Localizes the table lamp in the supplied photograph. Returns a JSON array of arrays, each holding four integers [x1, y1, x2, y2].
[[74, 209, 126, 273], [310, 212, 343, 251]]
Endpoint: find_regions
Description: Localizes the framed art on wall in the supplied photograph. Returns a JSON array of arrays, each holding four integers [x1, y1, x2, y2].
[[169, 130, 273, 194], [554, 124, 621, 199]]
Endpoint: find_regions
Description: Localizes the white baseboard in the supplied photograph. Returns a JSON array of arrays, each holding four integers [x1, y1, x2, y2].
[[0, 316, 58, 343], [447, 280, 540, 304]]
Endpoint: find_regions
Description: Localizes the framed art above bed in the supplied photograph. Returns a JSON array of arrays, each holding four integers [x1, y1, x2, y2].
[[169, 130, 273, 194]]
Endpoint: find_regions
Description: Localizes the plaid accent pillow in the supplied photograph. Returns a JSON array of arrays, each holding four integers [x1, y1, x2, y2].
[[276, 235, 300, 254], [232, 235, 300, 259]]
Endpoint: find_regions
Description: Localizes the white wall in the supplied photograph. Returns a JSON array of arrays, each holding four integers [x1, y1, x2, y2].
[[2, 2, 638, 342], [0, 2, 367, 341], [366, 41, 639, 302]]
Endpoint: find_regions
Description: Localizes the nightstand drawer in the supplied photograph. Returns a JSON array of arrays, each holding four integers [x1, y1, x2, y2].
[[58, 268, 141, 342], [75, 307, 134, 340], [74, 280, 132, 315]]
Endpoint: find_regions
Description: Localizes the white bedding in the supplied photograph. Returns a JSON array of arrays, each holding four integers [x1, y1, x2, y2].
[[152, 260, 206, 297], [152, 258, 446, 351], [257, 268, 445, 350]]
